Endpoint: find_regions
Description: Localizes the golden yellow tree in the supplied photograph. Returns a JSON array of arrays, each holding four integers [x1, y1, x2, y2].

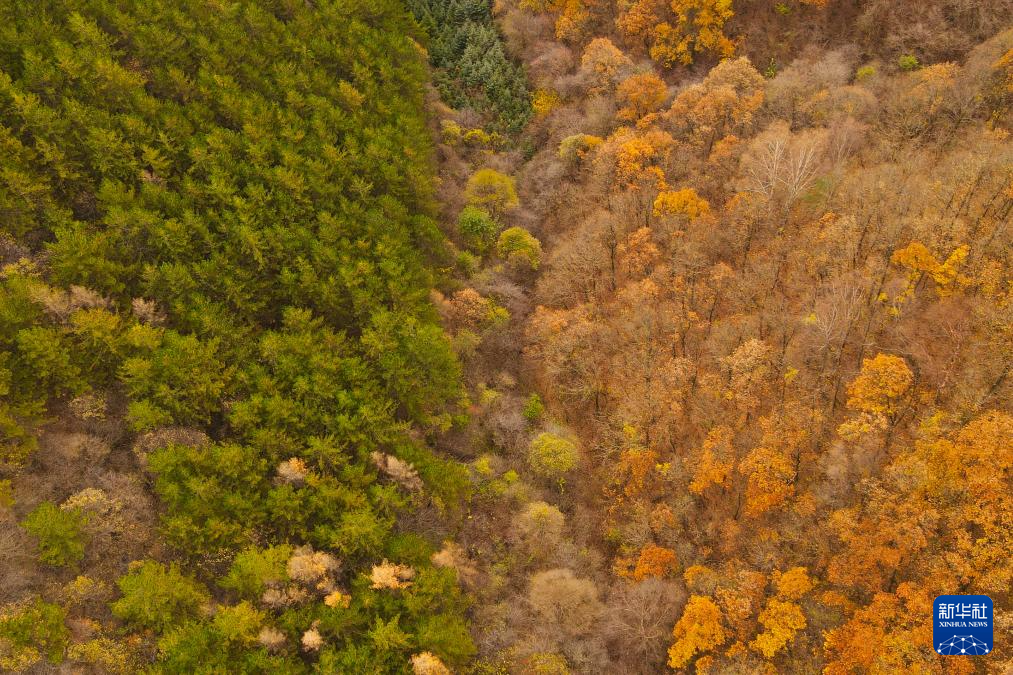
[[739, 445, 794, 517], [837, 353, 913, 440], [773, 567, 813, 600], [649, 0, 735, 67], [915, 411, 1013, 594], [667, 595, 728, 669], [553, 0, 592, 42], [653, 187, 710, 220], [891, 241, 969, 299], [825, 498, 935, 593], [721, 338, 774, 414], [465, 169, 519, 219], [616, 0, 668, 50], [750, 598, 806, 658], [612, 129, 674, 189]]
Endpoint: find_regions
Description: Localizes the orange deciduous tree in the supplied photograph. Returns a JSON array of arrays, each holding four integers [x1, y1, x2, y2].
[[615, 0, 667, 51], [666, 57, 765, 156], [616, 72, 669, 122], [581, 37, 633, 91], [616, 543, 679, 581], [823, 583, 943, 674], [739, 404, 821, 517], [688, 425, 735, 495], [612, 130, 675, 189]]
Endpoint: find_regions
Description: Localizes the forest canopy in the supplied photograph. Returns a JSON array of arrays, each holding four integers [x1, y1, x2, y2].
[[1, 0, 1011, 672]]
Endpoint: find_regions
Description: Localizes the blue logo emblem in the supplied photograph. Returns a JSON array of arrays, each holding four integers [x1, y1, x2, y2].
[[934, 595, 992, 656]]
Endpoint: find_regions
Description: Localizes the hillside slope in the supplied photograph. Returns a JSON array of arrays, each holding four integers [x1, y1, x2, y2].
[[420, 0, 1012, 672]]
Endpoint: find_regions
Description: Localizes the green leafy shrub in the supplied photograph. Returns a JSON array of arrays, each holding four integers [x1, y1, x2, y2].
[[0, 599, 69, 668], [15, 327, 83, 397], [120, 331, 232, 431], [111, 561, 210, 632], [220, 545, 293, 599], [898, 54, 920, 71], [212, 602, 266, 647], [148, 441, 270, 554], [465, 169, 520, 218], [362, 310, 464, 426], [497, 227, 543, 270], [523, 393, 545, 422], [21, 502, 88, 567], [856, 64, 877, 81], [458, 206, 499, 253], [156, 616, 302, 674], [527, 433, 579, 481]]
